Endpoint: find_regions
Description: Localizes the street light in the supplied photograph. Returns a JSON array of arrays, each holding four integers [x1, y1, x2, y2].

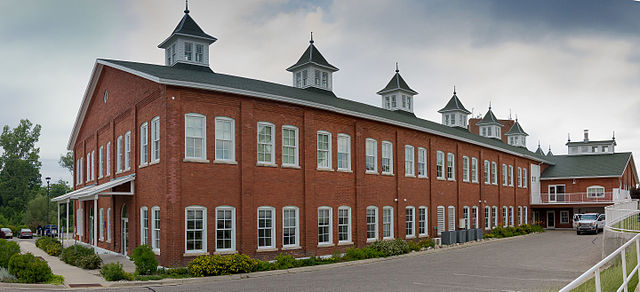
[[46, 177, 51, 233]]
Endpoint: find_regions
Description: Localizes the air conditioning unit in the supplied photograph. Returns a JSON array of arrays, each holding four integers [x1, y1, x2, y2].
[[456, 230, 467, 243], [467, 229, 476, 241], [459, 219, 466, 229], [433, 237, 442, 246]]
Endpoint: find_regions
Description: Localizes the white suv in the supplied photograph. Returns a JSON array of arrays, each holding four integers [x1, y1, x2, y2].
[[576, 213, 605, 235]]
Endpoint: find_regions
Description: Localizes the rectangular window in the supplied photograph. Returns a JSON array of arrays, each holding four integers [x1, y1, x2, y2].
[[523, 169, 527, 188], [124, 132, 131, 170], [314, 70, 321, 86], [282, 126, 298, 166], [366, 207, 378, 241], [503, 206, 508, 227], [77, 208, 83, 236], [384, 96, 390, 109], [184, 42, 193, 61], [257, 207, 275, 249], [107, 208, 112, 242], [524, 207, 528, 224], [492, 206, 498, 229], [106, 142, 111, 176], [509, 206, 514, 226], [283, 207, 299, 247], [338, 207, 351, 243], [405, 145, 414, 176], [151, 117, 160, 162], [171, 44, 176, 62], [448, 206, 456, 231], [509, 165, 514, 186], [140, 207, 148, 245], [91, 151, 95, 180], [462, 156, 469, 182], [302, 70, 308, 86], [185, 114, 206, 160], [99, 208, 104, 240], [560, 210, 569, 224], [365, 139, 377, 172], [151, 207, 160, 251], [472, 206, 478, 229], [140, 123, 148, 165], [295, 72, 301, 87], [463, 206, 470, 229], [484, 160, 490, 184], [185, 207, 206, 252], [447, 153, 455, 180], [257, 123, 275, 164], [491, 162, 497, 184], [322, 72, 328, 88], [383, 207, 394, 239], [216, 207, 235, 251], [418, 207, 427, 236], [517, 167, 522, 187], [195, 44, 203, 62], [116, 136, 122, 172], [86, 153, 90, 182], [317, 131, 331, 169], [471, 158, 478, 182], [382, 141, 393, 174], [337, 134, 351, 171], [405, 207, 415, 238], [418, 147, 427, 177], [437, 151, 445, 179], [80, 157, 83, 183], [518, 206, 523, 225], [484, 206, 490, 229], [502, 164, 508, 186], [215, 117, 235, 161], [391, 95, 397, 107], [437, 206, 445, 236], [318, 207, 332, 245]]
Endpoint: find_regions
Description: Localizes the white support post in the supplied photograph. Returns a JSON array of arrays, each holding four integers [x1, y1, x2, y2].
[[57, 203, 60, 240], [66, 200, 69, 242], [93, 197, 98, 248], [622, 248, 628, 292]]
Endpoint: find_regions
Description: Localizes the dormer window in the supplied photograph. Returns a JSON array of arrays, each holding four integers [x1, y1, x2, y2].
[[184, 42, 193, 61], [384, 96, 390, 109], [287, 35, 339, 91], [195, 44, 203, 62], [391, 95, 397, 107], [438, 88, 471, 128], [158, 6, 216, 67]]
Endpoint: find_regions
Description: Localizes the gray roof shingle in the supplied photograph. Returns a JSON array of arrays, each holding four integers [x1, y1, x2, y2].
[[376, 71, 418, 95], [158, 12, 217, 48], [541, 153, 632, 179], [505, 119, 528, 136], [286, 41, 338, 72], [438, 91, 470, 114], [476, 107, 504, 126]]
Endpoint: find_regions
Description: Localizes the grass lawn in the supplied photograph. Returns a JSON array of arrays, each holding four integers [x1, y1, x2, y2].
[[571, 244, 639, 291], [611, 214, 640, 232]]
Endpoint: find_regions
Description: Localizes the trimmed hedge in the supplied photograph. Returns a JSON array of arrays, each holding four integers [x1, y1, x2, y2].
[[370, 239, 411, 256], [0, 239, 20, 268], [187, 254, 259, 277], [483, 224, 544, 239], [8, 253, 52, 283], [60, 245, 102, 269]]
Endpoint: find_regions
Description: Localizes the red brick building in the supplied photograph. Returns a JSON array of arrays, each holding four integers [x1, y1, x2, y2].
[[53, 8, 637, 267]]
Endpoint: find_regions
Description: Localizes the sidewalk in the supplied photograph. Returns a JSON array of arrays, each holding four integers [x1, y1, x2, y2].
[[17, 240, 107, 287], [61, 238, 136, 274]]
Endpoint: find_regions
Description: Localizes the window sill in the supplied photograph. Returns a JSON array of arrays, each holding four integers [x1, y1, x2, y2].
[[338, 241, 354, 246], [447, 179, 456, 182], [436, 177, 445, 181], [257, 162, 278, 168], [336, 169, 352, 173], [183, 158, 210, 163], [149, 160, 160, 166], [381, 172, 394, 176], [256, 247, 278, 252], [214, 250, 237, 255], [405, 174, 416, 178], [365, 171, 379, 175], [406, 236, 416, 239], [214, 160, 238, 165], [418, 175, 428, 179], [316, 168, 334, 172], [153, 249, 160, 255], [282, 164, 300, 169], [183, 251, 209, 257], [317, 243, 334, 248], [282, 246, 302, 251], [138, 163, 148, 169], [418, 234, 429, 238]]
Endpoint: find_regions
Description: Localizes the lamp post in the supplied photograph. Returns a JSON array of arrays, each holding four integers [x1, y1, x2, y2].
[[46, 177, 51, 231]]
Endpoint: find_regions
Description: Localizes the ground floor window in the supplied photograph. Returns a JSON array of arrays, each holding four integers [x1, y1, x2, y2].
[[524, 207, 528, 224], [151, 206, 159, 251], [509, 206, 514, 226], [492, 206, 498, 228], [560, 210, 570, 224], [437, 206, 445, 235], [77, 208, 83, 236], [448, 206, 455, 231], [318, 207, 332, 245], [216, 206, 235, 251], [405, 207, 415, 238], [463, 206, 470, 229], [338, 206, 351, 243], [140, 206, 148, 245], [107, 208, 111, 242], [366, 206, 378, 241], [283, 207, 298, 247], [484, 206, 490, 229], [418, 206, 427, 236], [185, 206, 206, 253], [99, 208, 104, 241], [502, 206, 508, 227], [472, 206, 478, 229], [258, 207, 275, 249], [518, 206, 523, 225], [383, 206, 394, 238]]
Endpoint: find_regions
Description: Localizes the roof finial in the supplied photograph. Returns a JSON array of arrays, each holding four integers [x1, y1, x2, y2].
[[489, 101, 492, 110], [453, 85, 456, 95], [613, 130, 616, 140], [568, 133, 571, 142], [515, 114, 518, 122], [310, 32, 314, 44], [538, 140, 541, 148], [509, 108, 512, 120], [395, 62, 399, 73], [548, 145, 551, 151], [184, 0, 190, 14]]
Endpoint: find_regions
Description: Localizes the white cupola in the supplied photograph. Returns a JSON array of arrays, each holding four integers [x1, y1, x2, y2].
[[377, 63, 418, 113], [477, 105, 504, 139], [438, 87, 471, 128], [286, 33, 339, 91], [505, 118, 528, 147], [158, 2, 217, 67]]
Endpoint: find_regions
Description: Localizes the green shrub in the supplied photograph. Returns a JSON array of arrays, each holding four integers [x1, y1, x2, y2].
[[0, 266, 17, 283], [273, 253, 296, 270], [45, 241, 62, 256], [343, 247, 384, 261], [47, 274, 64, 285], [8, 253, 52, 283], [256, 260, 274, 271], [130, 245, 158, 275], [60, 245, 102, 269], [187, 254, 258, 277], [76, 254, 102, 269], [166, 267, 190, 277], [370, 239, 410, 257], [101, 262, 127, 281], [0, 239, 20, 268]]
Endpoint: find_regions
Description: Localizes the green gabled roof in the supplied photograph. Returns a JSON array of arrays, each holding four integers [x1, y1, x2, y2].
[[438, 91, 471, 114], [541, 152, 632, 179], [286, 41, 338, 72], [158, 11, 217, 48], [505, 119, 528, 136], [566, 139, 616, 146], [376, 71, 418, 95], [96, 58, 553, 164], [476, 107, 504, 126], [535, 145, 545, 156], [546, 149, 554, 156]]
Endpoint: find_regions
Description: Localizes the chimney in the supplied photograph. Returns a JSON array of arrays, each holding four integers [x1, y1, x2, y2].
[[584, 129, 589, 142]]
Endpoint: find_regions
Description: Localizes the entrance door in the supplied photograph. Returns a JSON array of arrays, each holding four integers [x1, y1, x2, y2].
[[547, 211, 555, 228], [121, 204, 128, 255]]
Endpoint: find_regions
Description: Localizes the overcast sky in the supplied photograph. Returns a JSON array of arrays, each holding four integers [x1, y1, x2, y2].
[[1, 0, 639, 185]]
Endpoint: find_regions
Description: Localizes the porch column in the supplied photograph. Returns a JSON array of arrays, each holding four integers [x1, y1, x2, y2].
[[57, 203, 60, 240], [94, 197, 98, 248], [66, 200, 70, 243]]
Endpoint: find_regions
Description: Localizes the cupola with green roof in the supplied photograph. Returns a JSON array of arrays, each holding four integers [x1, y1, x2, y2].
[[534, 142, 545, 156], [505, 117, 528, 147], [377, 63, 418, 113], [158, 2, 217, 68], [286, 33, 339, 91], [438, 87, 471, 128], [477, 104, 504, 139]]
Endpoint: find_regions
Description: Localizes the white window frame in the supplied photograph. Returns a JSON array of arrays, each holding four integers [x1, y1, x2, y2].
[[518, 206, 523, 225], [517, 167, 522, 187], [587, 185, 606, 198], [418, 206, 428, 236], [560, 210, 569, 224], [91, 151, 95, 180], [215, 117, 236, 162], [502, 164, 508, 186], [116, 136, 123, 172], [86, 153, 90, 182], [382, 206, 394, 239], [472, 206, 479, 229], [80, 157, 83, 183], [463, 206, 470, 229], [281, 125, 299, 167], [366, 206, 378, 241], [337, 206, 352, 243], [99, 208, 104, 241], [215, 206, 236, 252], [437, 206, 445, 235], [484, 206, 491, 230], [257, 122, 276, 165], [151, 206, 159, 252], [405, 145, 415, 176], [106, 142, 111, 176], [524, 206, 528, 224], [509, 165, 514, 186], [317, 131, 332, 169], [448, 206, 456, 231], [484, 160, 490, 184], [98, 146, 103, 178], [471, 157, 478, 183], [405, 206, 415, 238], [185, 113, 207, 161], [185, 206, 207, 254], [418, 147, 427, 178], [151, 116, 160, 163], [77, 208, 83, 236], [107, 207, 111, 242], [337, 134, 351, 171], [462, 156, 469, 182], [503, 206, 508, 227], [509, 206, 514, 226], [365, 138, 378, 173], [140, 122, 148, 166], [437, 151, 445, 179], [492, 206, 498, 229], [447, 153, 455, 181], [317, 207, 333, 245], [382, 141, 393, 175], [282, 206, 299, 248], [124, 131, 131, 170], [257, 206, 276, 249], [523, 168, 528, 188], [140, 206, 148, 246], [491, 162, 498, 185]]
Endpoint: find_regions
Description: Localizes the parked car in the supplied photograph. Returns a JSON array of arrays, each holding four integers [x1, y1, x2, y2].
[[18, 228, 33, 239], [576, 213, 605, 235], [573, 214, 583, 229], [44, 225, 57, 237], [0, 228, 12, 239]]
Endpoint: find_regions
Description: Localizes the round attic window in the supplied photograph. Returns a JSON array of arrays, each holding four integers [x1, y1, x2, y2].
[[103, 90, 108, 103]]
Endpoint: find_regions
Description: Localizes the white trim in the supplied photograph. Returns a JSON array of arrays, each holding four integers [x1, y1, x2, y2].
[[336, 133, 351, 171], [405, 206, 415, 238], [99, 208, 104, 241], [150, 116, 160, 163], [185, 113, 207, 160], [281, 125, 299, 167], [417, 147, 428, 178], [381, 141, 393, 175], [140, 122, 148, 166], [447, 152, 455, 181], [257, 206, 276, 250], [215, 206, 236, 252], [317, 206, 333, 245], [257, 122, 276, 165], [382, 206, 394, 239], [365, 138, 378, 173], [215, 116, 236, 162], [437, 151, 445, 179], [405, 145, 415, 177], [337, 206, 352, 243], [184, 205, 207, 254], [418, 206, 428, 236], [462, 156, 470, 182], [151, 206, 160, 252], [541, 175, 621, 180], [447, 206, 456, 231], [559, 210, 570, 224], [282, 206, 300, 249], [317, 131, 332, 170], [140, 206, 148, 245], [366, 206, 379, 241], [124, 131, 131, 171]]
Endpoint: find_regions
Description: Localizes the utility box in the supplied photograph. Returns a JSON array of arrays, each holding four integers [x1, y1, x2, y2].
[[467, 229, 476, 241], [456, 230, 467, 243], [475, 228, 483, 240], [441, 231, 456, 245]]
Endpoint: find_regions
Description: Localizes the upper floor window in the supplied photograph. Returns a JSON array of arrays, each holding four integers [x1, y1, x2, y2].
[[502, 164, 508, 186], [587, 186, 605, 198], [321, 72, 328, 88], [523, 169, 528, 188], [124, 131, 131, 170], [491, 162, 498, 184], [86, 153, 90, 182], [317, 131, 331, 169], [417, 147, 427, 177], [295, 72, 301, 87], [185, 114, 206, 160], [384, 96, 390, 109], [140, 123, 148, 166], [517, 167, 522, 187], [195, 44, 203, 62], [462, 156, 469, 182], [391, 95, 397, 108], [405, 145, 414, 176], [436, 151, 445, 179], [471, 157, 478, 183], [215, 117, 235, 162], [98, 146, 103, 178], [365, 139, 377, 172], [337, 134, 351, 171], [314, 70, 321, 86], [447, 153, 455, 181], [484, 160, 490, 184], [508, 165, 514, 186], [151, 117, 160, 163], [106, 142, 111, 176], [184, 42, 193, 61], [116, 136, 123, 172], [257, 122, 275, 164], [381, 141, 393, 174], [282, 126, 298, 167]]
